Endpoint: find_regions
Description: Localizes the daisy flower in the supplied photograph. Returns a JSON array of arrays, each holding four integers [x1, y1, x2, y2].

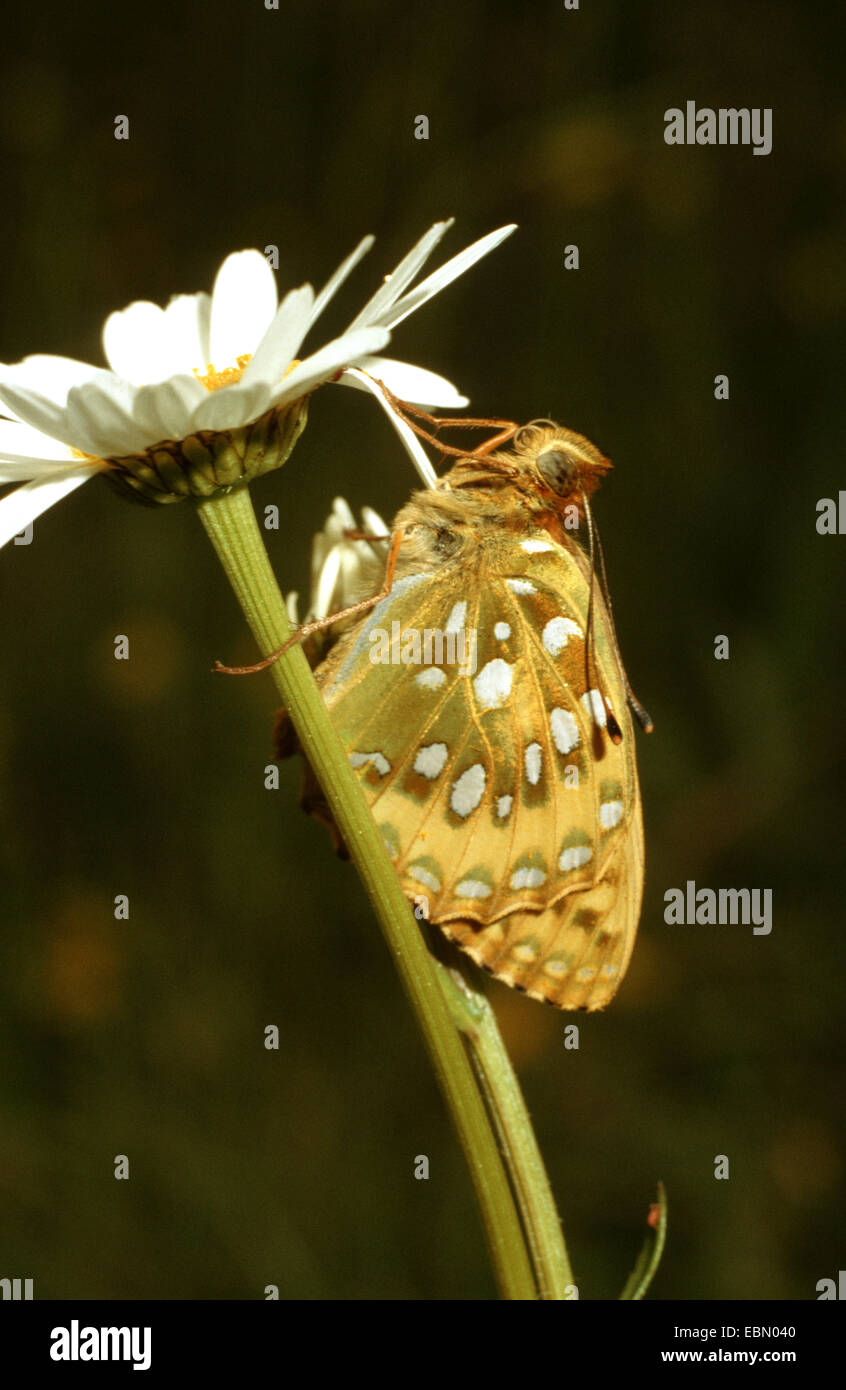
[[0, 221, 515, 548], [286, 496, 391, 633]]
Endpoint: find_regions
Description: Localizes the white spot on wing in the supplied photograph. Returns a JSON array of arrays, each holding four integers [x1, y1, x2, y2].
[[450, 763, 486, 817], [521, 538, 555, 553], [473, 658, 513, 711], [600, 799, 624, 829], [496, 795, 513, 819], [559, 845, 592, 871], [413, 742, 448, 779], [581, 688, 607, 727], [506, 578, 536, 595], [416, 668, 447, 690], [445, 601, 467, 634], [525, 742, 542, 785], [350, 751, 391, 777], [409, 866, 441, 893], [510, 867, 547, 889], [550, 707, 580, 754], [513, 941, 539, 962], [456, 878, 492, 899], [542, 616, 582, 655], [494, 621, 511, 640]]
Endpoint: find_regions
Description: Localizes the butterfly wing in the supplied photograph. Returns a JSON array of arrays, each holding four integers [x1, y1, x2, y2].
[[307, 524, 644, 1010]]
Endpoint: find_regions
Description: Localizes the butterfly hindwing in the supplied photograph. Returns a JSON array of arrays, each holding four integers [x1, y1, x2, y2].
[[310, 519, 643, 1010]]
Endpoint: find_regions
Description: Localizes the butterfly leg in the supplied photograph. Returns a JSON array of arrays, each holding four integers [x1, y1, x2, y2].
[[359, 373, 518, 460], [213, 528, 408, 675], [340, 528, 390, 550]]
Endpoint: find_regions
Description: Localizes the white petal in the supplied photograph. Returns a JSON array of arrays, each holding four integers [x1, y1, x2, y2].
[[164, 293, 212, 372], [341, 366, 437, 488], [346, 221, 453, 330], [313, 545, 342, 619], [209, 250, 278, 366], [311, 498, 352, 590], [1, 364, 144, 454], [361, 505, 388, 536], [0, 353, 102, 406], [0, 383, 79, 447], [64, 378, 151, 457], [350, 355, 468, 407], [191, 379, 273, 432], [0, 416, 75, 463], [308, 235, 374, 329], [240, 285, 315, 389], [0, 466, 96, 549], [330, 494, 355, 525], [132, 374, 208, 444], [0, 457, 79, 479], [310, 527, 331, 582], [103, 290, 216, 385], [267, 326, 390, 410], [336, 499, 386, 564], [374, 224, 517, 329], [328, 496, 356, 532], [103, 301, 180, 384], [194, 291, 213, 365]]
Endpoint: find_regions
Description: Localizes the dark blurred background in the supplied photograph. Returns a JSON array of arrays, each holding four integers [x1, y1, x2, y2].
[[1, 0, 844, 1300]]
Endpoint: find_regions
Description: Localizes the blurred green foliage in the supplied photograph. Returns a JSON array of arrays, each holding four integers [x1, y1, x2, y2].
[[1, 0, 844, 1299]]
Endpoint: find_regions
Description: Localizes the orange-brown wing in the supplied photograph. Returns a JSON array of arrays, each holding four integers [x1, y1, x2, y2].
[[311, 525, 644, 1009]]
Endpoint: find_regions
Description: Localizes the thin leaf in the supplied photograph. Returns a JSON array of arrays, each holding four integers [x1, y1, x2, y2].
[[619, 1182, 668, 1300]]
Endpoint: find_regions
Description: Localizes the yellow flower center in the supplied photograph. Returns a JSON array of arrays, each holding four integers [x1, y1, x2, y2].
[[193, 354, 253, 392], [191, 355, 302, 393]]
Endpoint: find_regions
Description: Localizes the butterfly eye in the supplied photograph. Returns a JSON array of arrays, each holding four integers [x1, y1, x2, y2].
[[537, 448, 578, 495]]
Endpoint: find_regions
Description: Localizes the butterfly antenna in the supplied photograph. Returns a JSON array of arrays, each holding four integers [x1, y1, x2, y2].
[[592, 514, 654, 735]]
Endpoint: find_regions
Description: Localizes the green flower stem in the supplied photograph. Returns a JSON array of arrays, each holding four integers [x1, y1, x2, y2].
[[197, 484, 537, 1300], [619, 1183, 668, 1300], [433, 952, 574, 1300]]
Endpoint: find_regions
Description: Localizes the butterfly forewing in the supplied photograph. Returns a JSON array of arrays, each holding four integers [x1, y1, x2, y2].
[[309, 506, 644, 1010]]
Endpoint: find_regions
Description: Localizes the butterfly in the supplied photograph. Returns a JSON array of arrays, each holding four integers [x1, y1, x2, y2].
[[276, 420, 651, 1010]]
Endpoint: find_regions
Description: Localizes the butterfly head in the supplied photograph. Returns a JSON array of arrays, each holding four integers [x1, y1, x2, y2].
[[510, 421, 612, 509], [440, 420, 611, 524]]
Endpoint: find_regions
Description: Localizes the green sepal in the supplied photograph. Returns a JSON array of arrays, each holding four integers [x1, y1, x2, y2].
[[104, 396, 309, 506]]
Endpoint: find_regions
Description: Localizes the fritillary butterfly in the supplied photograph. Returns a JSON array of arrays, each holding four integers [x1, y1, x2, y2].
[[278, 421, 650, 1010]]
